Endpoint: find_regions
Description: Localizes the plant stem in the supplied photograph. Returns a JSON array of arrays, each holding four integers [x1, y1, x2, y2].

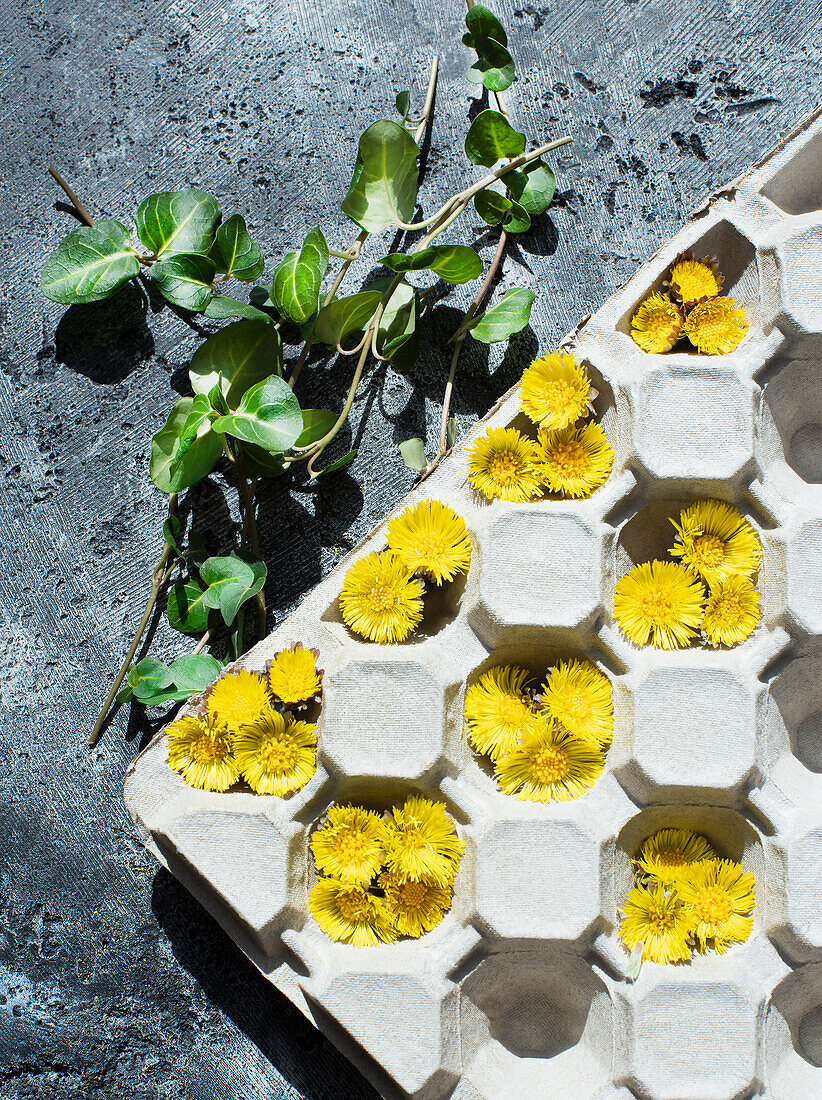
[[88, 494, 179, 746], [225, 443, 266, 637], [191, 630, 211, 655], [48, 165, 95, 227]]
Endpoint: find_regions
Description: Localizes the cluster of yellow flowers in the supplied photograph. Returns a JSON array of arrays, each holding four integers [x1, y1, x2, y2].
[[464, 658, 613, 802], [613, 500, 762, 650], [338, 500, 471, 644], [165, 644, 322, 794], [308, 796, 464, 946], [619, 828, 755, 965], [630, 253, 749, 356], [466, 350, 614, 503]]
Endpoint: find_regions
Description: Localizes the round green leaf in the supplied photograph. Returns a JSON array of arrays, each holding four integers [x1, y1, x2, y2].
[[341, 120, 420, 233], [395, 90, 411, 120], [151, 253, 216, 311], [474, 190, 512, 225], [189, 320, 283, 406], [200, 554, 267, 626], [40, 222, 140, 304], [463, 4, 507, 46], [150, 395, 223, 493], [465, 109, 526, 167], [270, 226, 329, 324], [295, 409, 337, 447], [167, 578, 211, 635], [135, 188, 220, 257], [507, 161, 557, 216], [313, 290, 383, 346], [380, 245, 483, 285], [210, 214, 264, 281], [503, 199, 531, 235], [238, 443, 286, 478], [203, 295, 273, 322], [212, 375, 303, 453], [465, 287, 536, 344], [368, 278, 418, 367], [117, 656, 173, 704], [167, 653, 222, 692], [465, 38, 515, 92]]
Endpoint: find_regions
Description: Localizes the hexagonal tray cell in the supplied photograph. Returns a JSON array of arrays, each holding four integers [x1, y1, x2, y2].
[[760, 119, 822, 216], [765, 651, 822, 775], [760, 356, 822, 497], [767, 963, 822, 1097]]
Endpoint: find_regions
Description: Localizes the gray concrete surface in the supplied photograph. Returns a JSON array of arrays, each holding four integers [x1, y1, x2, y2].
[[1, 0, 820, 1096]]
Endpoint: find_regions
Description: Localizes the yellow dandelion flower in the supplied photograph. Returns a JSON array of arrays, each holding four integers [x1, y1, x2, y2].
[[683, 296, 748, 355], [268, 644, 322, 705], [536, 421, 614, 499], [613, 560, 706, 650], [619, 881, 692, 965], [670, 499, 761, 586], [541, 659, 614, 746], [310, 804, 389, 885], [630, 293, 683, 354], [385, 796, 464, 886], [339, 550, 424, 645], [494, 717, 604, 802], [667, 254, 722, 307], [386, 500, 472, 585], [379, 871, 452, 938], [466, 427, 543, 503], [519, 349, 591, 432], [166, 714, 238, 792], [206, 669, 273, 732], [308, 878, 396, 947], [464, 665, 539, 760], [635, 829, 716, 888], [677, 858, 755, 953], [233, 710, 316, 796], [702, 576, 761, 648]]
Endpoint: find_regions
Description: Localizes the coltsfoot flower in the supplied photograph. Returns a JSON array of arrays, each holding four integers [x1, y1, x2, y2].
[[613, 560, 706, 650], [311, 804, 389, 885], [519, 349, 591, 432], [630, 293, 683, 354], [635, 828, 716, 888], [379, 871, 452, 938], [619, 881, 692, 965], [233, 710, 316, 795], [494, 717, 604, 802], [464, 664, 539, 760], [702, 575, 760, 647], [666, 253, 722, 307], [386, 500, 471, 584], [670, 499, 761, 586], [385, 796, 464, 886], [466, 427, 542, 503], [339, 550, 424, 644], [268, 643, 322, 705], [536, 421, 614, 499], [166, 714, 238, 792], [683, 296, 748, 355], [206, 669, 273, 732], [308, 879, 395, 947], [677, 858, 755, 953], [540, 658, 613, 746]]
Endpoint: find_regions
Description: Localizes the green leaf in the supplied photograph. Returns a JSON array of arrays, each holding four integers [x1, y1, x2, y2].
[[212, 375, 303, 453], [151, 253, 216, 311], [465, 109, 525, 167], [150, 395, 223, 493], [507, 160, 556, 216], [399, 437, 427, 471], [503, 199, 531, 235], [118, 656, 174, 704], [474, 190, 512, 225], [166, 578, 211, 635], [163, 515, 183, 555], [463, 3, 507, 46], [464, 287, 536, 344], [381, 245, 483, 285], [200, 554, 267, 626], [395, 90, 411, 120], [238, 443, 286, 479], [369, 278, 418, 367], [210, 214, 264, 281], [446, 417, 458, 450], [203, 295, 273, 322], [189, 319, 283, 405], [311, 449, 357, 482], [167, 653, 223, 693], [40, 223, 140, 304], [296, 409, 337, 447], [465, 38, 515, 92], [313, 290, 383, 347], [341, 120, 420, 233], [270, 226, 329, 324], [135, 188, 220, 257]]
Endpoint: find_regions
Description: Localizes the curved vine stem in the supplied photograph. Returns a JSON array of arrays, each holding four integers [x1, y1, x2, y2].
[[48, 165, 95, 227]]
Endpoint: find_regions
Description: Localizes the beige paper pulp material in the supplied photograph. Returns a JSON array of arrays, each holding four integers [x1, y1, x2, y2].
[[126, 105, 822, 1099]]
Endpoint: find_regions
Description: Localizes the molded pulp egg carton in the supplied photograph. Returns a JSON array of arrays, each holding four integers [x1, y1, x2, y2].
[[125, 105, 822, 1099]]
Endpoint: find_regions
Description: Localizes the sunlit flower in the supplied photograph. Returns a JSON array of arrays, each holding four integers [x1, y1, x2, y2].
[[233, 710, 316, 796], [677, 858, 755, 953], [683, 296, 748, 355], [206, 669, 273, 731], [635, 829, 716, 888], [519, 349, 591, 432], [464, 664, 539, 760], [379, 871, 452, 938], [613, 560, 706, 650], [630, 293, 683, 354], [666, 253, 722, 307], [702, 576, 761, 647], [339, 550, 424, 644], [494, 717, 604, 802], [268, 644, 322, 705], [536, 422, 614, 499], [541, 658, 613, 746], [166, 713, 238, 792], [386, 500, 471, 584], [619, 881, 692, 965], [310, 804, 389, 885], [669, 499, 761, 586], [385, 796, 464, 886], [308, 878, 395, 947], [466, 427, 542, 503]]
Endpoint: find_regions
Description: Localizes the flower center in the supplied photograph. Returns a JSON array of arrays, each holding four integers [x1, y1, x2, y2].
[[191, 734, 227, 764], [548, 439, 588, 479], [675, 263, 718, 303], [368, 581, 398, 612], [258, 735, 296, 773], [415, 534, 446, 561], [692, 533, 725, 568], [641, 587, 673, 624], [542, 378, 577, 411], [656, 849, 686, 871], [497, 695, 530, 726], [396, 825, 425, 853], [399, 881, 428, 909], [530, 744, 570, 784], [714, 595, 743, 626], [336, 888, 371, 923], [335, 826, 368, 861], [691, 885, 734, 926], [649, 302, 677, 332], [489, 449, 524, 485], [563, 689, 590, 722], [647, 902, 675, 933]]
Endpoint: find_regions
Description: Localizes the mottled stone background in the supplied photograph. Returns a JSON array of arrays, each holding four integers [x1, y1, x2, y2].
[[1, 0, 819, 1095]]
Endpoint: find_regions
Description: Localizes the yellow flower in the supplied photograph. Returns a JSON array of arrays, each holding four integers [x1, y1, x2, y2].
[[536, 422, 614, 499], [466, 427, 543, 503], [494, 717, 604, 802], [308, 878, 396, 947], [683, 296, 748, 355], [669, 499, 761, 586], [667, 254, 722, 307], [310, 804, 389, 885], [206, 670, 273, 731], [541, 659, 613, 746], [630, 293, 683, 354], [635, 829, 716, 888], [464, 665, 539, 760], [233, 710, 316, 796], [339, 550, 424, 644], [613, 560, 706, 650], [268, 644, 322, 705], [379, 871, 452, 938], [702, 576, 761, 647], [519, 349, 591, 432], [386, 500, 471, 584], [385, 796, 464, 886], [619, 881, 692, 965], [166, 714, 238, 792], [677, 858, 755, 953]]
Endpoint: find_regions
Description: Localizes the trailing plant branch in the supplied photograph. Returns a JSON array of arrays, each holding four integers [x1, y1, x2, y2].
[[48, 165, 95, 227]]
